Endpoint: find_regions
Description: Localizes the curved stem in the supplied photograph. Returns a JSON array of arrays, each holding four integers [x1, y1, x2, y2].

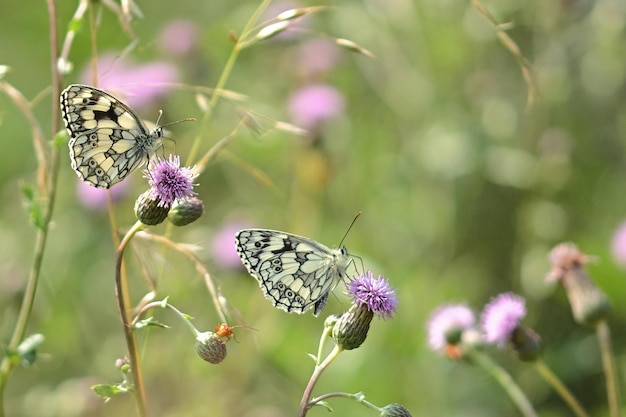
[[466, 348, 538, 417], [115, 221, 148, 417], [533, 359, 590, 417], [298, 345, 343, 417], [131, 300, 201, 339], [596, 319, 622, 417], [134, 232, 229, 323]]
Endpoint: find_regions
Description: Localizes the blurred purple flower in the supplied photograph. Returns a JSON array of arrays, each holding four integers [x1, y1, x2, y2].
[[347, 271, 398, 319], [159, 19, 200, 56], [144, 155, 197, 208], [481, 293, 526, 348], [611, 221, 626, 269], [288, 84, 345, 133], [211, 222, 250, 270], [296, 39, 341, 78], [76, 179, 129, 211], [427, 304, 475, 352], [79, 54, 179, 110]]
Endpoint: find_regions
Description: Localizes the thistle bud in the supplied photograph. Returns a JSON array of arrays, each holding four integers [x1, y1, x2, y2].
[[331, 303, 373, 350], [380, 403, 413, 417], [168, 197, 204, 226], [195, 332, 227, 364], [510, 326, 543, 362], [134, 190, 169, 225]]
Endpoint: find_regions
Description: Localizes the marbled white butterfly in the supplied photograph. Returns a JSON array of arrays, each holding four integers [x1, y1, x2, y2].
[[235, 229, 350, 316], [60, 84, 164, 189]]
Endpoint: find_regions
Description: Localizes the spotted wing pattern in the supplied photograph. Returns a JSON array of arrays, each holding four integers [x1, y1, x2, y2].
[[235, 229, 350, 316], [60, 84, 163, 188]]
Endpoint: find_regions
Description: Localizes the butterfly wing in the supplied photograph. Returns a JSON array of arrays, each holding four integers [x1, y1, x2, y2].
[[60, 84, 160, 188], [235, 229, 349, 315]]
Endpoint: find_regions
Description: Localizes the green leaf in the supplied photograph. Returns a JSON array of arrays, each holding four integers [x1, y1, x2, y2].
[[53, 129, 68, 149], [313, 401, 333, 412], [92, 383, 129, 400], [17, 333, 45, 366], [68, 17, 83, 33], [20, 183, 44, 229], [133, 317, 170, 330]]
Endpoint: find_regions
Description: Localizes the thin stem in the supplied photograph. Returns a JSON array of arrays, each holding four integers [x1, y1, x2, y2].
[[132, 300, 201, 338], [0, 1, 62, 414], [596, 319, 622, 417], [315, 324, 333, 367], [298, 345, 343, 417], [533, 359, 590, 417], [185, 0, 273, 166], [466, 348, 538, 417], [471, 0, 537, 109], [115, 221, 148, 417], [134, 232, 228, 323], [310, 391, 355, 404]]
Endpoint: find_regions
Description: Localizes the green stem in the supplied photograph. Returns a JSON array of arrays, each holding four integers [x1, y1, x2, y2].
[[533, 359, 590, 417], [466, 348, 538, 417], [314, 323, 333, 367], [132, 300, 201, 339], [0, 1, 62, 414], [298, 345, 344, 417], [596, 319, 622, 417], [185, 0, 273, 166], [115, 221, 148, 417]]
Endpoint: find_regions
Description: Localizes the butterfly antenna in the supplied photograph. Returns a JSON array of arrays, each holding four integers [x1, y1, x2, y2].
[[155, 109, 163, 127], [157, 117, 196, 155], [338, 211, 362, 247], [160, 117, 197, 128]]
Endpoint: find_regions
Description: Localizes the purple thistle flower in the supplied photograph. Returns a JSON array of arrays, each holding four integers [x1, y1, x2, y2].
[[145, 155, 198, 207], [426, 304, 475, 352], [347, 271, 398, 319], [481, 292, 526, 348]]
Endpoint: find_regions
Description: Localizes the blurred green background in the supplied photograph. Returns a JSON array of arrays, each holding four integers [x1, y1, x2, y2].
[[2, 0, 626, 416]]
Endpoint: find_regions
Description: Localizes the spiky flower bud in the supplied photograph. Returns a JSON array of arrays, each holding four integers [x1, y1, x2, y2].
[[331, 303, 373, 350], [168, 197, 204, 226], [380, 403, 413, 417], [510, 326, 543, 362], [195, 332, 227, 364], [134, 190, 169, 225]]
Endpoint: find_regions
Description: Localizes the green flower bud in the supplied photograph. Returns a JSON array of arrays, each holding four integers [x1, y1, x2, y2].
[[331, 303, 373, 350], [168, 197, 204, 226], [134, 190, 169, 225], [380, 403, 413, 417], [510, 326, 543, 362]]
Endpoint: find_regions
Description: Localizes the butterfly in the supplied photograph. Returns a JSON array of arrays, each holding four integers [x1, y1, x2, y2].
[[235, 229, 350, 316], [60, 84, 164, 189]]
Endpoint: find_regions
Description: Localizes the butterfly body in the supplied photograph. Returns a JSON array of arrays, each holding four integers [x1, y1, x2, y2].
[[60, 84, 163, 188], [235, 229, 349, 316]]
